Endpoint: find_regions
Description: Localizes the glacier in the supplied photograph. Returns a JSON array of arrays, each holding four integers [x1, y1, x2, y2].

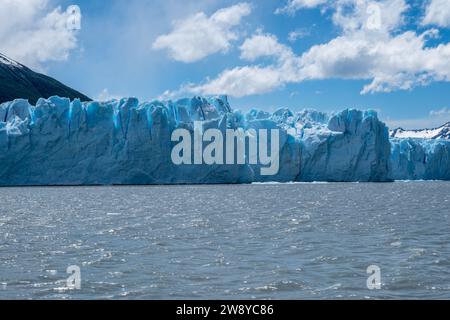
[[0, 96, 449, 186], [390, 138, 450, 180]]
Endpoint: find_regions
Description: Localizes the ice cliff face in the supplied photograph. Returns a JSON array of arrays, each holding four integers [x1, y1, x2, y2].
[[251, 107, 391, 182], [0, 96, 449, 185], [390, 138, 450, 180], [0, 96, 243, 185], [286, 109, 390, 182]]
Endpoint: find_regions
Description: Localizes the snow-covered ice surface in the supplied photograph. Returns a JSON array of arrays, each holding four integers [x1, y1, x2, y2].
[[390, 123, 450, 140], [0, 96, 449, 185]]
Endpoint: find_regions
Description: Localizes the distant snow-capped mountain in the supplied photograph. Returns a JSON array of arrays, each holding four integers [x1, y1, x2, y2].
[[0, 53, 91, 105], [390, 122, 450, 140]]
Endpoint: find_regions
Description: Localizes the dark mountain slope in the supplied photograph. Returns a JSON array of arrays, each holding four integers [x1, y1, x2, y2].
[[0, 53, 91, 105]]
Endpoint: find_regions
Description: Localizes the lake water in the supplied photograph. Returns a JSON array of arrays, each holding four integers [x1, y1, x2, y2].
[[0, 182, 449, 299]]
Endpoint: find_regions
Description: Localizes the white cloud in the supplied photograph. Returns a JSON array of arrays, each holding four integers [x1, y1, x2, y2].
[[0, 0, 81, 70], [303, 0, 450, 94], [96, 88, 123, 101], [299, 28, 450, 94], [187, 33, 301, 97], [422, 0, 450, 28], [240, 33, 292, 61], [152, 3, 251, 63], [430, 107, 450, 116], [183, 0, 450, 98], [288, 29, 311, 42], [275, 0, 328, 15], [187, 66, 284, 97]]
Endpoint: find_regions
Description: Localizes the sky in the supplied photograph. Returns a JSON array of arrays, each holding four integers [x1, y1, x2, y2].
[[0, 0, 450, 129]]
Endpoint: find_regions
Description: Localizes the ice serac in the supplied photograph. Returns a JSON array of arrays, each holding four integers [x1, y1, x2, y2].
[[0, 95, 449, 185]]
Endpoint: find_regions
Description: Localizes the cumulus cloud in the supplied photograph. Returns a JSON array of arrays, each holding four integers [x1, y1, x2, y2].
[[299, 28, 450, 94], [422, 0, 450, 27], [187, 66, 284, 97], [275, 0, 328, 15], [184, 0, 450, 97], [0, 0, 81, 70], [240, 33, 292, 61], [187, 33, 301, 97], [152, 3, 252, 63]]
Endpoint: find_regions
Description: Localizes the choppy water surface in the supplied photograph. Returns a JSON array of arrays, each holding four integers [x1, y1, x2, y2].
[[1, 182, 450, 299]]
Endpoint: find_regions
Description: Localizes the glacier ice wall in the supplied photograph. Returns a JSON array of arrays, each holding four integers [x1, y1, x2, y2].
[[390, 138, 450, 180], [0, 96, 448, 185], [292, 109, 390, 182]]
